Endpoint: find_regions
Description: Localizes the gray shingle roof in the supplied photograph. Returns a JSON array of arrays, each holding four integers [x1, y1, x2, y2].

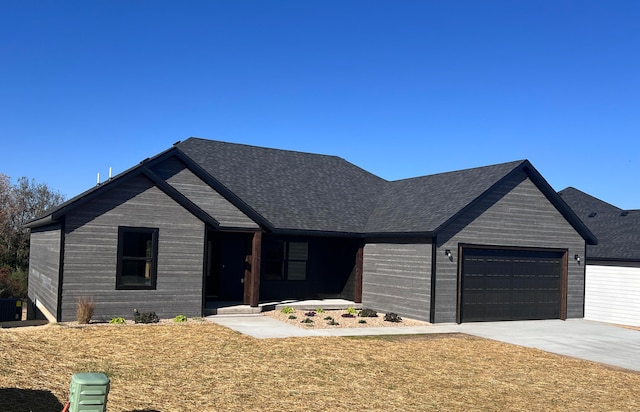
[[559, 187, 640, 261], [27, 137, 596, 245], [176, 138, 387, 233], [365, 160, 525, 233]]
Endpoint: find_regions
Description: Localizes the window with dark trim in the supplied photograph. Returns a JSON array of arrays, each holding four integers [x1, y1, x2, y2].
[[264, 239, 308, 281], [116, 227, 159, 289]]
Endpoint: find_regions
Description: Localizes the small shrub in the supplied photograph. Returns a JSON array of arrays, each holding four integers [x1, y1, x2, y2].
[[173, 315, 187, 323], [341, 313, 355, 318], [323, 316, 333, 321], [315, 308, 325, 313], [346, 307, 358, 315], [384, 312, 402, 323], [280, 306, 295, 314], [0, 267, 28, 298], [288, 315, 297, 320], [76, 298, 95, 324], [358, 308, 378, 318], [358, 319, 367, 324], [304, 311, 316, 317], [301, 317, 314, 324], [327, 319, 339, 326], [109, 317, 126, 324], [133, 309, 159, 324]]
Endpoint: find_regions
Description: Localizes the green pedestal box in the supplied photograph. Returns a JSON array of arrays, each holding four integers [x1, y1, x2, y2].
[[69, 372, 110, 412]]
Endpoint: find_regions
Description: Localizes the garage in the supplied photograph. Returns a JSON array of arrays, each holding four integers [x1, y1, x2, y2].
[[459, 247, 566, 322]]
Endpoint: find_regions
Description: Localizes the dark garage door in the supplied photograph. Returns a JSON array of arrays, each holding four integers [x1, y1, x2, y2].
[[460, 248, 564, 322]]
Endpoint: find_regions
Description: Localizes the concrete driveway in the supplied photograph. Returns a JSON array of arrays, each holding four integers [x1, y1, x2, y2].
[[208, 315, 640, 372]]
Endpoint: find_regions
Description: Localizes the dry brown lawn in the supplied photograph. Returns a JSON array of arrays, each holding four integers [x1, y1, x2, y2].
[[1, 321, 640, 411]]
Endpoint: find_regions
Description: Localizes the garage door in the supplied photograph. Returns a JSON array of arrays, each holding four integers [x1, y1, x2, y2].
[[460, 247, 564, 322]]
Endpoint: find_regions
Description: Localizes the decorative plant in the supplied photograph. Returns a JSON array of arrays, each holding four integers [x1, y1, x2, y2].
[[384, 312, 402, 323], [327, 319, 339, 326], [76, 297, 95, 324], [280, 306, 295, 314], [358, 319, 367, 324], [346, 307, 358, 315], [134, 309, 159, 324], [315, 308, 325, 313], [288, 315, 297, 320], [358, 308, 378, 318], [323, 316, 333, 321], [109, 317, 126, 324], [341, 313, 355, 318], [301, 318, 314, 324], [304, 311, 316, 317], [173, 315, 187, 323]]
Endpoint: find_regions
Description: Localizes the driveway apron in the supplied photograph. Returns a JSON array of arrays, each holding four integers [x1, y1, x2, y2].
[[455, 319, 640, 372]]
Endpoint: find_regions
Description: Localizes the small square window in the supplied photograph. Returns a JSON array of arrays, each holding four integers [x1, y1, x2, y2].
[[117, 227, 158, 289]]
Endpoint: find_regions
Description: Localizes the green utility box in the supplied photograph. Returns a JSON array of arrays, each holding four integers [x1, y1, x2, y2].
[[69, 372, 110, 412]]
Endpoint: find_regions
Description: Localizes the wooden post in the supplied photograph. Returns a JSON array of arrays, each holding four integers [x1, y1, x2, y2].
[[249, 231, 262, 307], [354, 244, 363, 303]]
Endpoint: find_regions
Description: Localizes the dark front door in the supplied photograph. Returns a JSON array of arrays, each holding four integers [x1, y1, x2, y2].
[[206, 232, 248, 301], [460, 247, 564, 322]]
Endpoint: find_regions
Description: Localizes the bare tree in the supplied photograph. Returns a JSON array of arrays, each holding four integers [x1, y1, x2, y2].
[[0, 173, 65, 272]]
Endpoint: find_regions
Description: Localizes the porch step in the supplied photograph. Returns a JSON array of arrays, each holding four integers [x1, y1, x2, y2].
[[206, 305, 263, 316]]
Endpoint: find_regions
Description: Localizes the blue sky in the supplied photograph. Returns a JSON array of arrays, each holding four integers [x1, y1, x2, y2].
[[1, 1, 638, 209]]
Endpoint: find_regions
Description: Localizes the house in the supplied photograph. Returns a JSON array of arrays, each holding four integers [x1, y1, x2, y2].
[[558, 188, 640, 327], [26, 138, 596, 323]]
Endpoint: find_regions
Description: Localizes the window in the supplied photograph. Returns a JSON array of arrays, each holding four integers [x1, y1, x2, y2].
[[117, 227, 159, 289], [264, 239, 308, 281]]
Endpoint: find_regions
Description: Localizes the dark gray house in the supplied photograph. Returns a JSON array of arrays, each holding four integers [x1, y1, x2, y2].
[[559, 188, 640, 327], [27, 138, 596, 323]]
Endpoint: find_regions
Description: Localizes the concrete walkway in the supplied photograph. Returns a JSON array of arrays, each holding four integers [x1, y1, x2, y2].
[[207, 315, 640, 372]]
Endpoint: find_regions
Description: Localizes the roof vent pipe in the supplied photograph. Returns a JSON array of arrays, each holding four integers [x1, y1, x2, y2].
[[97, 172, 101, 186], [109, 167, 112, 180]]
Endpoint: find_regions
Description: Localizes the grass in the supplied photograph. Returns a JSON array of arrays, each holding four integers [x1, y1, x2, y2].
[[1, 322, 640, 411]]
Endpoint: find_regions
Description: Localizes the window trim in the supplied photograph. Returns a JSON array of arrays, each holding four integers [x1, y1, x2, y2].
[[116, 226, 159, 290]]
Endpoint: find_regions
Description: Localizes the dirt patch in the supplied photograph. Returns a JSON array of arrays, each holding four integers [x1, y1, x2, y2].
[[264, 308, 430, 329]]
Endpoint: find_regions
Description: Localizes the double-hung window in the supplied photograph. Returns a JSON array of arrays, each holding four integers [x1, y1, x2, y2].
[[116, 227, 159, 289]]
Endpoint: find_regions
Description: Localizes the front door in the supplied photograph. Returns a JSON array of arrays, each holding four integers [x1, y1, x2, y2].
[[205, 232, 248, 301]]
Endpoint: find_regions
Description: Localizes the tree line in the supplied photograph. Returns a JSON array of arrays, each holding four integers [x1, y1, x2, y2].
[[0, 173, 65, 298]]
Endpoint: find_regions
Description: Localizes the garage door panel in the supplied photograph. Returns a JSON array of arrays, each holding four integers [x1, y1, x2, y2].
[[461, 248, 563, 322]]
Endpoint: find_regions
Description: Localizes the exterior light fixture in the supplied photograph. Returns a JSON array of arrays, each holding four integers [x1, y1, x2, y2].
[[445, 249, 452, 258], [574, 254, 581, 263]]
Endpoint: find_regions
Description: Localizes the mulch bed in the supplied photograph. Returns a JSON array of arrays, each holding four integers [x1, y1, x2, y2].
[[1, 321, 640, 411]]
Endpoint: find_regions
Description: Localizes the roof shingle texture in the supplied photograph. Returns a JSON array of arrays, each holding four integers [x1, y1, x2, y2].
[[365, 160, 525, 233], [177, 138, 387, 233], [559, 187, 640, 260], [177, 138, 525, 234]]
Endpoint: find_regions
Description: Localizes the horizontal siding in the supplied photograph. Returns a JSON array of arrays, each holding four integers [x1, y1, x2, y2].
[[153, 157, 259, 229], [62, 175, 204, 321], [27, 225, 62, 320], [362, 242, 431, 321], [435, 173, 586, 323], [585, 264, 640, 327]]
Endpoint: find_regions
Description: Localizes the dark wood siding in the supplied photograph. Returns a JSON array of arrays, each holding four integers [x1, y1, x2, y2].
[[434, 173, 586, 323], [362, 241, 432, 321], [61, 175, 204, 321], [27, 224, 62, 320], [152, 157, 259, 229]]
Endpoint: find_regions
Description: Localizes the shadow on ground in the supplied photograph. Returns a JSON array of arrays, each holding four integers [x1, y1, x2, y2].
[[0, 388, 63, 412]]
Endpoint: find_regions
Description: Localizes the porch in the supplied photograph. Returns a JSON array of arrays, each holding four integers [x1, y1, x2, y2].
[[205, 298, 361, 316]]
